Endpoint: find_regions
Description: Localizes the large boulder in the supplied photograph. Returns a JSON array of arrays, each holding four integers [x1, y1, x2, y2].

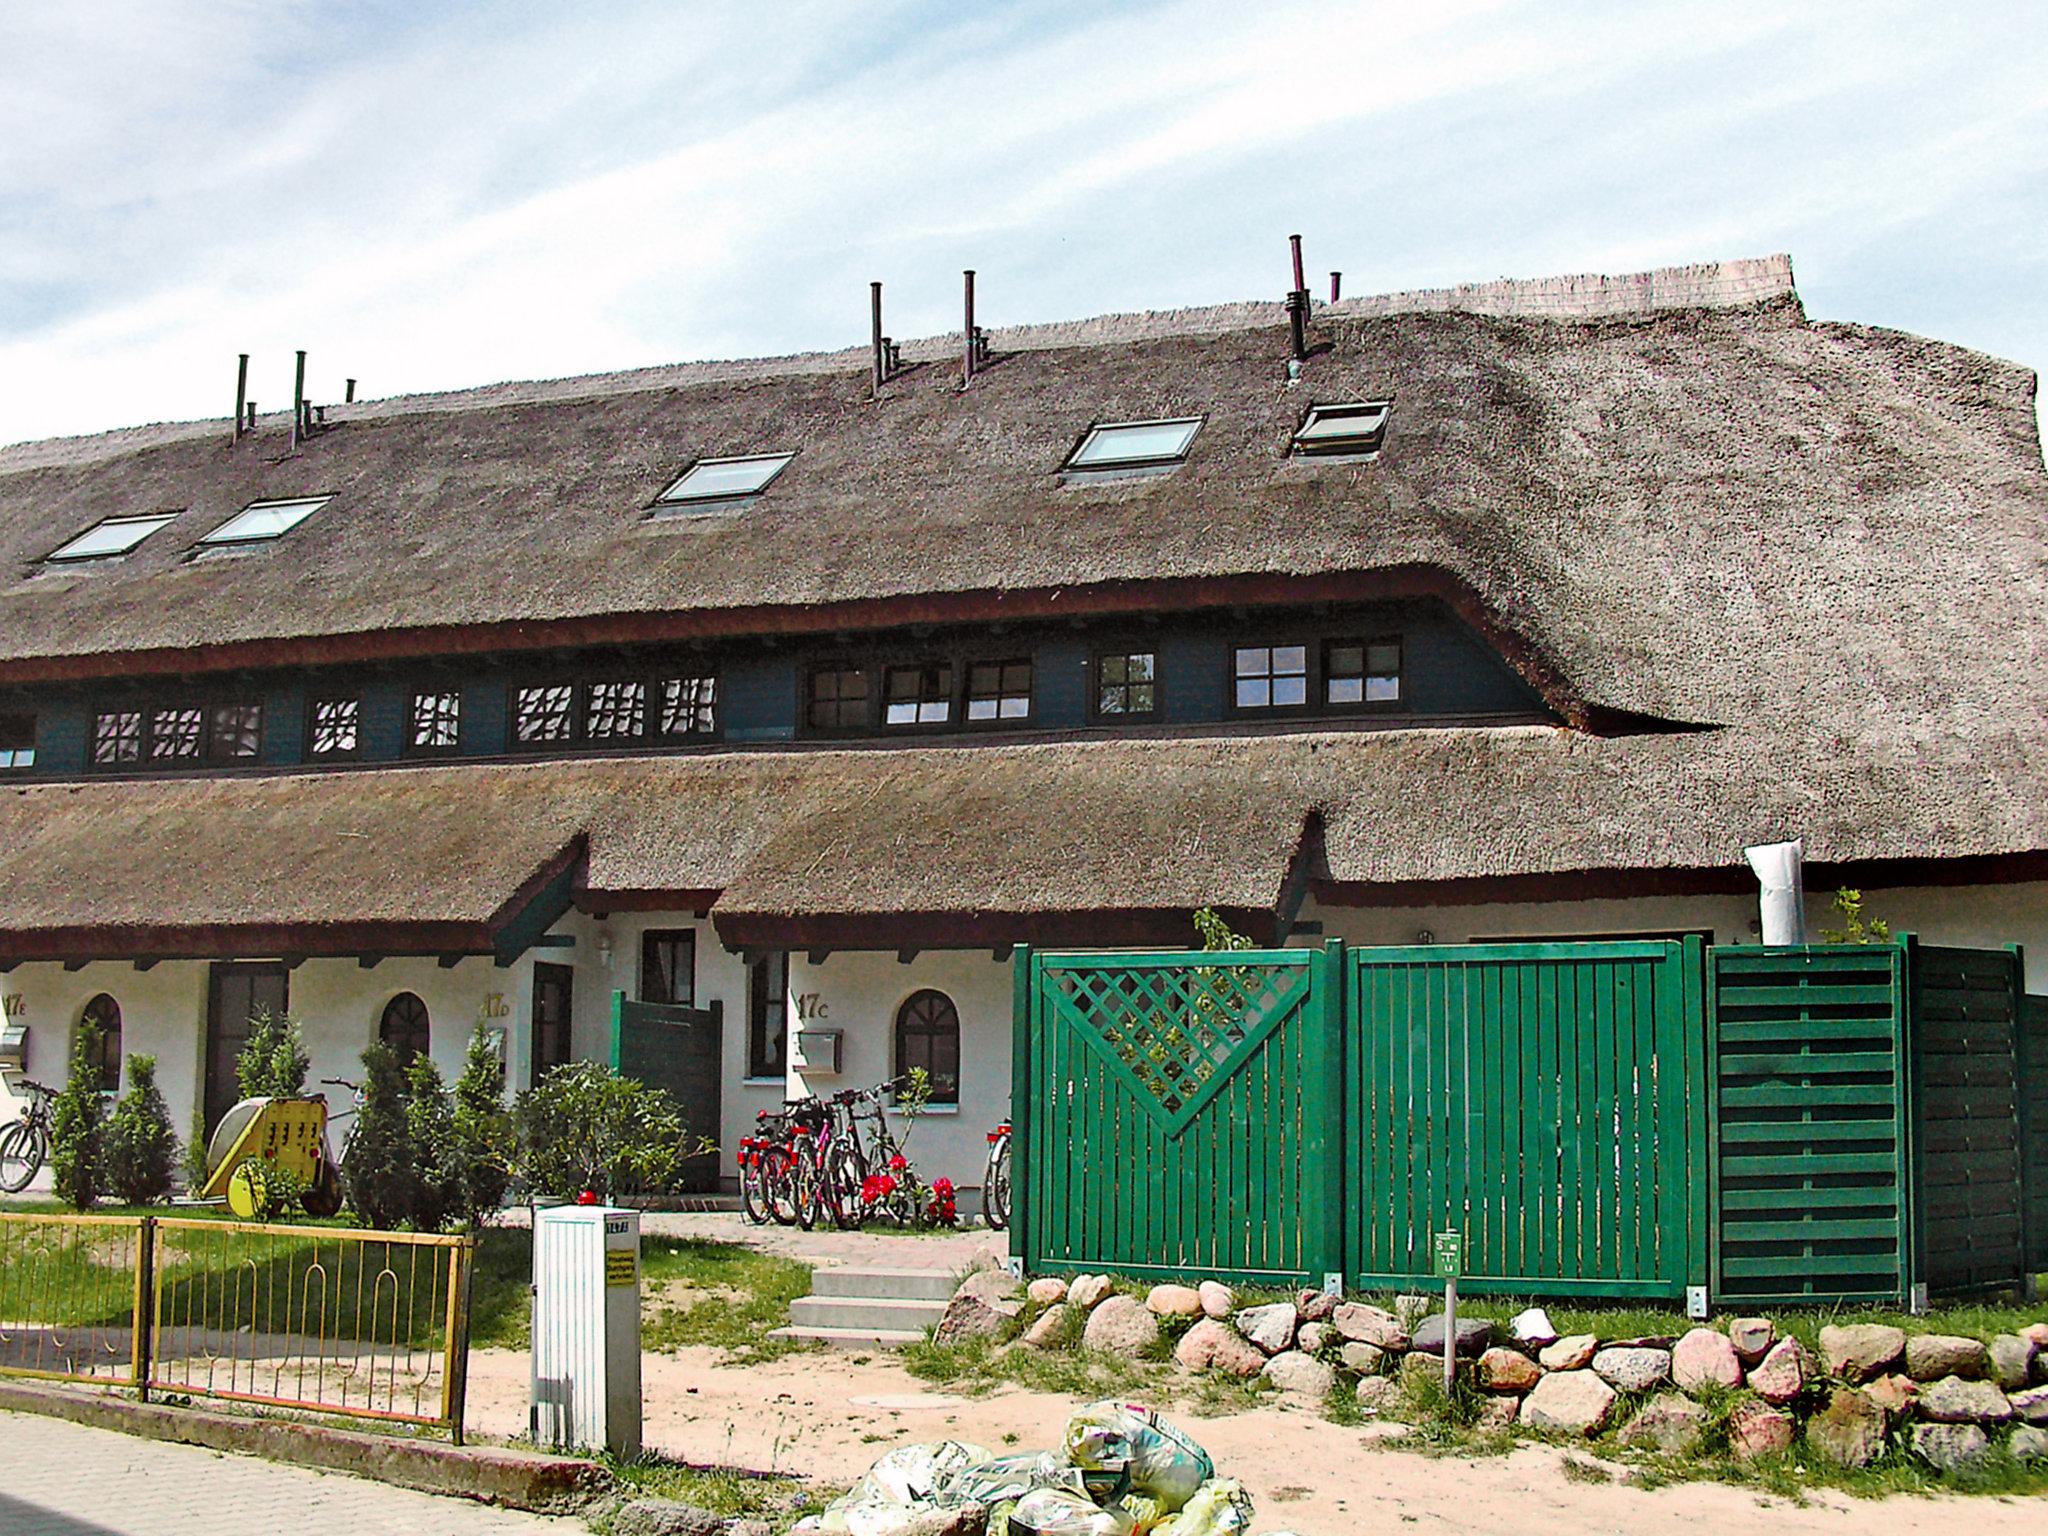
[[1805, 1386, 1888, 1469], [1175, 1318, 1265, 1377], [1521, 1370, 1616, 1436], [1818, 1323, 1903, 1383], [1866, 1374, 1919, 1421], [1198, 1281, 1236, 1319], [1671, 1328, 1743, 1392], [1145, 1284, 1203, 1318], [1617, 1393, 1707, 1454], [1987, 1334, 2035, 1392], [1411, 1314, 1492, 1358], [1340, 1341, 1388, 1374], [1476, 1346, 1542, 1394], [1474, 1395, 1520, 1429], [1510, 1307, 1558, 1348], [1905, 1334, 1990, 1383], [1236, 1302, 1299, 1355], [1021, 1304, 1071, 1349], [1727, 1317, 1776, 1367], [1916, 1375, 2012, 1424], [1538, 1334, 1598, 1372], [1912, 1422, 1990, 1472], [935, 1292, 1015, 1343], [1264, 1350, 1338, 1399], [1591, 1346, 1671, 1393], [1332, 1303, 1409, 1350], [1726, 1400, 1794, 1461], [1749, 1337, 1812, 1404], [1354, 1375, 1402, 1416], [1297, 1288, 1338, 1323], [1067, 1274, 1113, 1311], [1082, 1294, 1161, 1357], [2011, 1383, 2048, 1425], [1026, 1277, 1069, 1306], [612, 1502, 727, 1536], [2010, 1425, 2048, 1462], [1297, 1321, 1332, 1355], [955, 1268, 1024, 1309]]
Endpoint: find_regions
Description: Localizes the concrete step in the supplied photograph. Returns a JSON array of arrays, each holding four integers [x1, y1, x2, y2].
[[787, 1294, 947, 1333], [810, 1266, 959, 1302], [770, 1323, 928, 1350]]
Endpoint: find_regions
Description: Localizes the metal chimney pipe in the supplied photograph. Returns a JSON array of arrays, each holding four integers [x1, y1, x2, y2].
[[1745, 838, 1808, 945], [289, 349, 307, 452], [962, 270, 977, 387], [232, 354, 249, 442], [1285, 237, 1309, 360], [345, 378, 357, 404], [871, 282, 885, 397], [245, 401, 256, 431], [1330, 272, 1342, 303]]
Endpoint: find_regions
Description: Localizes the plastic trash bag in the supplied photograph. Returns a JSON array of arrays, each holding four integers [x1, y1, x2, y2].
[[1007, 1488, 1136, 1536], [1112, 1493, 1170, 1536], [944, 1451, 1088, 1510], [797, 1441, 996, 1536], [1149, 1480, 1253, 1536], [1062, 1402, 1215, 1512]]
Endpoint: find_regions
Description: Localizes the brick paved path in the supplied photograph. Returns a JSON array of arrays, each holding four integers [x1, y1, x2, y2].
[[0, 1412, 582, 1535]]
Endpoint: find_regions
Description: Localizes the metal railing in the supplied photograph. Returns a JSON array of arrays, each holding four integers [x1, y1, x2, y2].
[[0, 1212, 474, 1440]]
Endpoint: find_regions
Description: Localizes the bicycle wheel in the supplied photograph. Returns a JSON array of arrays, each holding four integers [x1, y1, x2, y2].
[[983, 1136, 1010, 1231], [792, 1143, 822, 1231], [764, 1146, 799, 1226], [0, 1120, 39, 1194], [826, 1139, 867, 1230], [739, 1155, 769, 1225]]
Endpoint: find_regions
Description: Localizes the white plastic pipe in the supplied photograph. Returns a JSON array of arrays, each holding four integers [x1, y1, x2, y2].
[[1745, 838, 1807, 946]]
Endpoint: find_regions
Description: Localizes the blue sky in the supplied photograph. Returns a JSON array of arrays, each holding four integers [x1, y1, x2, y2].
[[1, 0, 2043, 445]]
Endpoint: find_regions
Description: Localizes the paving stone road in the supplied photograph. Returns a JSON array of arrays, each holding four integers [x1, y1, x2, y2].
[[0, 1412, 583, 1535]]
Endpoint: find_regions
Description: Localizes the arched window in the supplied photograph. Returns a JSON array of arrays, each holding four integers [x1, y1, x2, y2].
[[80, 994, 122, 1093], [379, 993, 431, 1065], [893, 990, 960, 1105]]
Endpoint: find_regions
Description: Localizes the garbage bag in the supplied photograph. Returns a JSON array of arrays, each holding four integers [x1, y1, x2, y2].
[[1061, 1402, 1214, 1512], [944, 1451, 1088, 1509], [797, 1441, 996, 1536], [1007, 1488, 1136, 1536], [1149, 1480, 1253, 1536], [1112, 1493, 1170, 1536]]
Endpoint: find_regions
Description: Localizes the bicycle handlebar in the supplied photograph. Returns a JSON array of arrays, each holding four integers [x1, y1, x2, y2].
[[16, 1079, 53, 1098]]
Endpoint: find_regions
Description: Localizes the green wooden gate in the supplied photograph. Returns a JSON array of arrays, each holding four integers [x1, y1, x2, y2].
[[1011, 945, 1343, 1283], [1345, 940, 1706, 1298], [2021, 992, 2048, 1274], [610, 993, 725, 1195]]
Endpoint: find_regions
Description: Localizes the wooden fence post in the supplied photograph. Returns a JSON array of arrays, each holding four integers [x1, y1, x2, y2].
[[1302, 938, 1347, 1289], [1009, 945, 1033, 1277]]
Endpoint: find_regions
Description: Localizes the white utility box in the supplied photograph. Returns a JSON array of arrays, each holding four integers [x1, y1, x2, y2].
[[530, 1203, 642, 1458]]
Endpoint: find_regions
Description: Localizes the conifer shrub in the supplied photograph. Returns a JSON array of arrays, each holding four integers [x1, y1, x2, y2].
[[341, 1042, 418, 1229], [450, 1024, 514, 1226], [50, 1017, 109, 1209], [403, 1053, 461, 1233], [104, 1053, 179, 1205], [236, 1009, 310, 1099]]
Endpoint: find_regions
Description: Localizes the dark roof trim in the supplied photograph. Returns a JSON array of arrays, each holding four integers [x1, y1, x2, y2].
[[0, 920, 500, 966], [710, 906, 1284, 952], [487, 835, 586, 964], [0, 566, 1593, 728]]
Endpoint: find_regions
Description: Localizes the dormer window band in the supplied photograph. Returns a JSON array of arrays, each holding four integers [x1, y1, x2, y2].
[[198, 496, 331, 546], [655, 452, 795, 507], [45, 513, 180, 563], [1063, 417, 1202, 474]]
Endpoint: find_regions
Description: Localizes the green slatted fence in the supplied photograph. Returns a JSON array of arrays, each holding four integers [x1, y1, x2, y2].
[[2021, 993, 2048, 1274], [1709, 945, 1910, 1304]]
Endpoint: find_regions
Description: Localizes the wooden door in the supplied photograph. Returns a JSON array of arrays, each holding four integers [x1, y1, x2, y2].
[[205, 962, 289, 1134]]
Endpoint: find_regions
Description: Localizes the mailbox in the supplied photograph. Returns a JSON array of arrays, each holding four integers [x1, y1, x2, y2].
[[0, 1023, 26, 1074]]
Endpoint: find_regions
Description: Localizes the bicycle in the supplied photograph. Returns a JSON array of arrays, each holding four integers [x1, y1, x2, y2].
[[0, 1079, 56, 1195], [738, 1109, 785, 1225], [982, 1114, 1012, 1231], [829, 1075, 924, 1227]]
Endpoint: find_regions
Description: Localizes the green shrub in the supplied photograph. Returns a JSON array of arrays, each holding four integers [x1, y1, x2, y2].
[[404, 1054, 461, 1232], [182, 1101, 210, 1193], [50, 1017, 109, 1208], [236, 1009, 310, 1099], [342, 1042, 418, 1228], [514, 1061, 691, 1201], [450, 1024, 514, 1225], [104, 1054, 179, 1205]]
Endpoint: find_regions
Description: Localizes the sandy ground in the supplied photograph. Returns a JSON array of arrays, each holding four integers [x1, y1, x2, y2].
[[464, 1345, 2045, 1536]]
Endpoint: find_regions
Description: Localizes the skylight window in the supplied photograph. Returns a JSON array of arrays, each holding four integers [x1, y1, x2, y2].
[[198, 496, 330, 546], [1292, 400, 1392, 457], [46, 513, 178, 563], [657, 453, 795, 506], [1065, 417, 1202, 473]]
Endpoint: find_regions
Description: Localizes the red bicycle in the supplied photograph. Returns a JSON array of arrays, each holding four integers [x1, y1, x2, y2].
[[983, 1115, 1012, 1230]]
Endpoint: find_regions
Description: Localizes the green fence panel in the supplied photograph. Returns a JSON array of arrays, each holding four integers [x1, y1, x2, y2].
[[1709, 947, 1909, 1304], [1020, 947, 1334, 1283], [2021, 992, 2048, 1274], [1908, 942, 2026, 1291], [610, 993, 724, 1194], [1345, 940, 1703, 1298]]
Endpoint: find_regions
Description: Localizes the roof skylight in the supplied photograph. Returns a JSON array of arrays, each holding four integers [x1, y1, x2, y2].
[[45, 512, 179, 563], [657, 452, 795, 506], [198, 496, 331, 546], [1065, 417, 1202, 473], [1292, 400, 1392, 457]]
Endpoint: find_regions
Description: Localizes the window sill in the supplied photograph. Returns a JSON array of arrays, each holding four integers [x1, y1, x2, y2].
[[888, 1104, 959, 1116], [741, 1076, 787, 1087]]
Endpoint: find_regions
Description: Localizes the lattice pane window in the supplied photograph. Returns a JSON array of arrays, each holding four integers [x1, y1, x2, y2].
[[513, 685, 574, 744], [885, 664, 952, 726], [150, 707, 204, 761], [208, 703, 262, 760], [1097, 652, 1157, 716], [808, 667, 868, 729], [1326, 638, 1401, 705], [309, 698, 359, 757], [0, 711, 35, 770], [586, 681, 648, 741], [411, 690, 462, 750], [966, 659, 1032, 721], [659, 676, 717, 737], [1234, 645, 1307, 710], [93, 711, 142, 765]]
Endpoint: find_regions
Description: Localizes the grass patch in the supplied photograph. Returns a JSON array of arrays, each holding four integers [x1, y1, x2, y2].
[[595, 1450, 843, 1533], [902, 1331, 1166, 1400]]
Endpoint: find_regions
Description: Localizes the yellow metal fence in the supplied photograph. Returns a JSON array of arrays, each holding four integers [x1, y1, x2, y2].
[[0, 1212, 474, 1440]]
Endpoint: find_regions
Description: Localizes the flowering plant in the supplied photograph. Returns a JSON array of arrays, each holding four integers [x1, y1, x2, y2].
[[861, 1172, 897, 1205], [926, 1175, 957, 1227], [888, 1154, 908, 1172]]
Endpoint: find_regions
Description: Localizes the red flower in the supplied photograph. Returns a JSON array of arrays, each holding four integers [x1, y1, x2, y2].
[[861, 1173, 897, 1205], [888, 1154, 908, 1172]]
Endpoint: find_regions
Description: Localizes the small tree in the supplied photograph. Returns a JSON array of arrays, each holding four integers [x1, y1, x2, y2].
[[450, 1024, 514, 1226], [404, 1054, 462, 1232], [182, 1102, 211, 1192], [50, 1016, 109, 1208], [104, 1054, 179, 1205], [341, 1042, 418, 1229], [514, 1061, 691, 1201], [236, 1009, 310, 1099], [1820, 887, 1893, 945]]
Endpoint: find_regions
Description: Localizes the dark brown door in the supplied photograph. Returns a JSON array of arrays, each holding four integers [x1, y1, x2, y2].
[[532, 962, 574, 1087], [205, 962, 289, 1134]]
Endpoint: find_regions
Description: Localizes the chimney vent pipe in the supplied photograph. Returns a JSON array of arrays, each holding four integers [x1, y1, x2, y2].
[[962, 270, 977, 387], [1745, 838, 1808, 946], [345, 377, 357, 404], [871, 282, 885, 396], [1289, 234, 1306, 294], [232, 354, 249, 443], [289, 349, 307, 452], [1285, 236, 1310, 361], [1329, 271, 1342, 303], [245, 401, 256, 431]]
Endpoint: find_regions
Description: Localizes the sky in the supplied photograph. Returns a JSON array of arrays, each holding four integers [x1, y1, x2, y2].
[[1, 0, 2044, 446]]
